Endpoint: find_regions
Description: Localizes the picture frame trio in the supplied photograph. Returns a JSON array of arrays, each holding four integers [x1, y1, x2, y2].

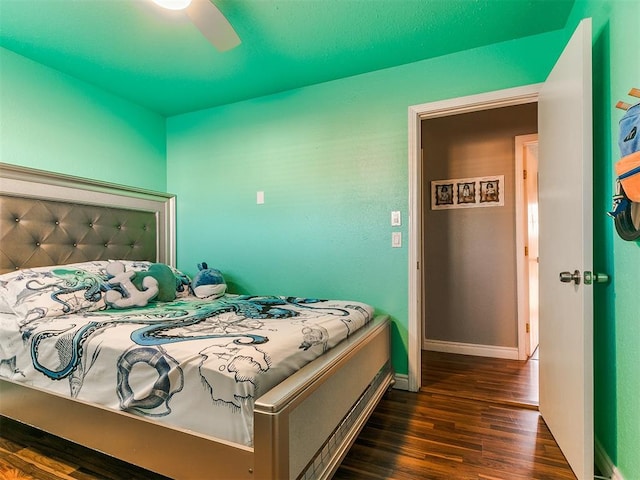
[[431, 175, 504, 210]]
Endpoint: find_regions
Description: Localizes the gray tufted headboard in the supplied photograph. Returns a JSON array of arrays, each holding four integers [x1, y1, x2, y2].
[[0, 163, 176, 274]]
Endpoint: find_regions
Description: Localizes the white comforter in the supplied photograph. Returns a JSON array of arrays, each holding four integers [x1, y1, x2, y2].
[[0, 294, 373, 446]]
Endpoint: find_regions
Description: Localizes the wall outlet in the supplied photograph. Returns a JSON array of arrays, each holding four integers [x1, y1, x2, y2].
[[392, 232, 402, 248]]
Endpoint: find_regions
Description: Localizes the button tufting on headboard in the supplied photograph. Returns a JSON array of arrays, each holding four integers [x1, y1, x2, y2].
[[0, 194, 158, 274]]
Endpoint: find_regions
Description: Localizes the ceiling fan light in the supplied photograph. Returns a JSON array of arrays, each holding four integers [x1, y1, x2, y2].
[[151, 0, 192, 11]]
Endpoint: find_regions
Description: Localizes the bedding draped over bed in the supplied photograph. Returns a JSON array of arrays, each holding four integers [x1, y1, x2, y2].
[[0, 292, 373, 447]]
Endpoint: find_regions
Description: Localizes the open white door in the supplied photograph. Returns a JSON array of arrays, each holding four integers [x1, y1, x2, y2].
[[538, 18, 593, 480]]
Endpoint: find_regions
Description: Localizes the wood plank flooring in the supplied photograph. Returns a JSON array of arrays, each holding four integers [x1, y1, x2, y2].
[[334, 350, 576, 480], [420, 350, 539, 409], [0, 351, 575, 480]]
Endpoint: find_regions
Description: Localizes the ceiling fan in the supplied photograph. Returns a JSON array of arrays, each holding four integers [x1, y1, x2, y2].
[[151, 0, 241, 52]]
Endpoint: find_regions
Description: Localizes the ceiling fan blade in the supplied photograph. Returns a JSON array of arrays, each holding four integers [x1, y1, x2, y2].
[[186, 0, 240, 52]]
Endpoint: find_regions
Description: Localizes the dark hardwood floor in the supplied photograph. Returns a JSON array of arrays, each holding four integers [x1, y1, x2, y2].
[[420, 349, 539, 409], [0, 350, 575, 480], [334, 349, 575, 480]]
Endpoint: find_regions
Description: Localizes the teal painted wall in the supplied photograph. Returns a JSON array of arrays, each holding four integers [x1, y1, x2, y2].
[[0, 47, 167, 191], [166, 30, 565, 377]]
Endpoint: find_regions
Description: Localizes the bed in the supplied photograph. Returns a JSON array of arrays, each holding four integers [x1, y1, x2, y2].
[[0, 163, 393, 480]]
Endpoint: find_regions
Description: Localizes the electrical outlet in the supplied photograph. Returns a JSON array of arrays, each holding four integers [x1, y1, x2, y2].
[[392, 232, 402, 248]]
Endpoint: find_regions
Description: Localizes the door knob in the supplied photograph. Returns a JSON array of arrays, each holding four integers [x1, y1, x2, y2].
[[559, 270, 581, 285], [559, 270, 610, 285], [583, 271, 610, 285]]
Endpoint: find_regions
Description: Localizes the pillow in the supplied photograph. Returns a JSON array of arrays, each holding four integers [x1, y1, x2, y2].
[[0, 261, 194, 320], [104, 261, 160, 308], [0, 261, 112, 320], [108, 260, 192, 299]]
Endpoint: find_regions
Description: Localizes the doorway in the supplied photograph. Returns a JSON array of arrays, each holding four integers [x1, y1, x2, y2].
[[420, 104, 538, 363], [416, 100, 540, 409], [406, 84, 542, 392]]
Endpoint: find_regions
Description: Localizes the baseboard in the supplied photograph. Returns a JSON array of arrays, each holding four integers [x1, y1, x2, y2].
[[595, 437, 625, 480], [423, 339, 519, 360], [393, 373, 409, 391]]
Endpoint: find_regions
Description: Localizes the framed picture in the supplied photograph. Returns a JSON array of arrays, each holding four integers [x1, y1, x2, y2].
[[431, 175, 504, 210], [457, 182, 476, 204], [434, 183, 454, 207]]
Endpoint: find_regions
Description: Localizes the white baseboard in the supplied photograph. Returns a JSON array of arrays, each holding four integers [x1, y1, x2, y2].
[[595, 437, 625, 480], [393, 373, 409, 391], [424, 339, 519, 360]]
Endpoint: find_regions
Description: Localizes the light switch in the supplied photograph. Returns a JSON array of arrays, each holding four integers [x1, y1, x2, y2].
[[391, 211, 401, 226], [257, 191, 264, 204], [392, 232, 402, 248]]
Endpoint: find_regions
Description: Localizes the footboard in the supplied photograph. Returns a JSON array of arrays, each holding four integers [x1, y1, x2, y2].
[[0, 378, 255, 479], [253, 315, 393, 480]]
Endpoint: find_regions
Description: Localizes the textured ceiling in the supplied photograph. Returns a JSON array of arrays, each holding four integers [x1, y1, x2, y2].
[[0, 0, 575, 116]]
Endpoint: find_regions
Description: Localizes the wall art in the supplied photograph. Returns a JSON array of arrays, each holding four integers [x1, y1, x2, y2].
[[431, 175, 504, 210]]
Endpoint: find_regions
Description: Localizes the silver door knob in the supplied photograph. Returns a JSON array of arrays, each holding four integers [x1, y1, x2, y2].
[[559, 270, 610, 285], [559, 270, 581, 285], [583, 271, 610, 285]]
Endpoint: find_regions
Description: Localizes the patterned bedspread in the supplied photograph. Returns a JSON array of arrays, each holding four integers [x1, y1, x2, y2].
[[0, 295, 373, 446]]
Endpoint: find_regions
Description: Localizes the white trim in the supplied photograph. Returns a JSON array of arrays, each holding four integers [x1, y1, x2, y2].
[[424, 339, 519, 360], [407, 106, 422, 392], [595, 438, 625, 480], [515, 134, 539, 360], [407, 84, 542, 392], [392, 373, 409, 391]]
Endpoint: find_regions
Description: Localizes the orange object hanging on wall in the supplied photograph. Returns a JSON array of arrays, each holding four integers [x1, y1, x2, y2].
[[615, 151, 640, 202]]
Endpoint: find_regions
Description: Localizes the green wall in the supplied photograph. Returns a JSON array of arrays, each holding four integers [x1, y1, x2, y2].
[[167, 30, 565, 378], [0, 47, 167, 191]]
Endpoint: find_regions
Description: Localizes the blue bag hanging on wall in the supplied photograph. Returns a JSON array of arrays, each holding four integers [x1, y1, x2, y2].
[[615, 103, 640, 202], [609, 93, 640, 241]]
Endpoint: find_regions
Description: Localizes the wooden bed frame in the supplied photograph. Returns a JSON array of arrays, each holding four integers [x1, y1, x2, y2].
[[0, 163, 393, 480]]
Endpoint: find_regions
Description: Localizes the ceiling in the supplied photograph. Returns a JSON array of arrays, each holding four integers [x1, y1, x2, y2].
[[0, 0, 575, 117]]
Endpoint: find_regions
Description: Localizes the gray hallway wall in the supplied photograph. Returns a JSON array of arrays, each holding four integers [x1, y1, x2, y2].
[[422, 103, 538, 348]]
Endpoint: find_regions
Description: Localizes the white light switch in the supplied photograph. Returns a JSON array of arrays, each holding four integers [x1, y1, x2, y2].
[[391, 211, 401, 226], [257, 191, 264, 204], [392, 232, 402, 248]]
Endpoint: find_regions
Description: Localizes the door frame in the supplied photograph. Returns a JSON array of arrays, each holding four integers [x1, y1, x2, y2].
[[407, 84, 542, 391], [515, 133, 540, 360]]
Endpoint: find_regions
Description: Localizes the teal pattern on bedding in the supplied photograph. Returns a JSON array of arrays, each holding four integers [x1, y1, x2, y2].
[[0, 294, 374, 447]]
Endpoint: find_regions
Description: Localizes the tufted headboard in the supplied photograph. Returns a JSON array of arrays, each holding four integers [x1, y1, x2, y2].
[[0, 163, 176, 274]]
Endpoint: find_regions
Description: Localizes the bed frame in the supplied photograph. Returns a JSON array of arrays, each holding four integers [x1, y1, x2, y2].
[[0, 163, 393, 480]]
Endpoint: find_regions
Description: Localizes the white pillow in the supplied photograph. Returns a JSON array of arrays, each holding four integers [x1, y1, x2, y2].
[[0, 261, 111, 320]]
